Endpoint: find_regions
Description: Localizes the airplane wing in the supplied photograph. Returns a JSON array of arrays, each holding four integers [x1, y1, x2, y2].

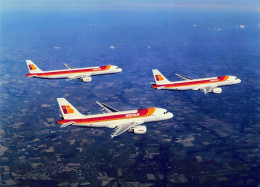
[[175, 73, 192, 80], [110, 120, 144, 138], [194, 85, 218, 94], [64, 63, 74, 69], [96, 101, 118, 113], [199, 87, 211, 94], [66, 74, 91, 81]]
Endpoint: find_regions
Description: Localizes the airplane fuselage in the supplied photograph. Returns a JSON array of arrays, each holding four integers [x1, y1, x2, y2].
[[152, 75, 241, 91], [57, 108, 173, 128], [26, 65, 122, 79]]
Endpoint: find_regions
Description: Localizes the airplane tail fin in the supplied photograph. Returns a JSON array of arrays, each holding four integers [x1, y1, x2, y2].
[[152, 69, 171, 85], [26, 60, 43, 73], [57, 98, 85, 119]]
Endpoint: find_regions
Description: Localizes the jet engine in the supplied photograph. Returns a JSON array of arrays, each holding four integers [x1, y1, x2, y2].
[[211, 87, 222, 94], [81, 76, 92, 82], [128, 125, 147, 134]]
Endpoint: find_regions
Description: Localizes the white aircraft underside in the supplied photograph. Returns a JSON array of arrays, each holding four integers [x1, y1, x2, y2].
[[57, 98, 173, 138], [151, 69, 241, 94], [26, 60, 122, 82]]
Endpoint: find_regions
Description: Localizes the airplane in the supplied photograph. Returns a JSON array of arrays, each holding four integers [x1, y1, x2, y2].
[[151, 69, 241, 94], [56, 98, 173, 138], [25, 60, 122, 82]]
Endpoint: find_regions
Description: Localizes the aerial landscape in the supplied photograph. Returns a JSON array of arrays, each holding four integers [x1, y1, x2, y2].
[[0, 0, 260, 186]]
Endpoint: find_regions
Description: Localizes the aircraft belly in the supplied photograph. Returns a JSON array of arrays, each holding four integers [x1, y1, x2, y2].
[[218, 82, 229, 86], [93, 121, 110, 127], [144, 116, 154, 123], [159, 87, 174, 90], [165, 87, 176, 90], [176, 86, 188, 90], [47, 75, 68, 79], [169, 86, 188, 90], [74, 122, 107, 128], [92, 70, 110, 76]]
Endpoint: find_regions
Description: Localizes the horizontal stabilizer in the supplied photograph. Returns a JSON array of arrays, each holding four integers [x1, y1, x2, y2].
[[60, 121, 76, 128]]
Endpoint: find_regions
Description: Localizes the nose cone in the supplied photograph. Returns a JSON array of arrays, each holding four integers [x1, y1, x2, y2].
[[237, 79, 241, 84], [164, 112, 174, 120], [168, 112, 174, 119], [117, 68, 123, 72]]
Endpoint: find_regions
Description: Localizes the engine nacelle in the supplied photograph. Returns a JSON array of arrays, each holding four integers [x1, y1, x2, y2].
[[211, 87, 222, 94], [128, 125, 147, 134], [81, 76, 92, 82]]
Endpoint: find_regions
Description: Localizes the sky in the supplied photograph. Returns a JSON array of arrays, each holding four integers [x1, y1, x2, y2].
[[1, 0, 260, 11]]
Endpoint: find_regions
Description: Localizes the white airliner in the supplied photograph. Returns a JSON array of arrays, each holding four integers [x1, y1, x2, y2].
[[56, 98, 173, 138], [26, 60, 122, 82], [151, 69, 241, 94]]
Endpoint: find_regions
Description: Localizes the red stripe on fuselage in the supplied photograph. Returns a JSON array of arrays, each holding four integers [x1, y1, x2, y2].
[[57, 108, 151, 124], [152, 76, 228, 88], [26, 66, 110, 77]]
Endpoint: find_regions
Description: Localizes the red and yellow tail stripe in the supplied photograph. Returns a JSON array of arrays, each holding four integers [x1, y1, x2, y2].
[[29, 64, 37, 70], [155, 74, 164, 81], [62, 105, 74, 114]]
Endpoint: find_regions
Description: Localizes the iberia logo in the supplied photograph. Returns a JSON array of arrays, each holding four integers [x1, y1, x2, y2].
[[29, 64, 37, 70], [155, 74, 164, 81], [62, 105, 74, 114]]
